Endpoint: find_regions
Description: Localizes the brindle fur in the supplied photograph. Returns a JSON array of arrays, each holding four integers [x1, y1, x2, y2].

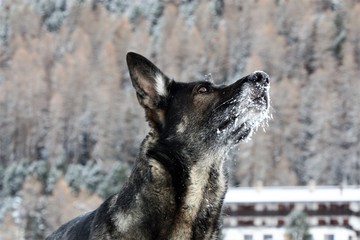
[[46, 52, 270, 240]]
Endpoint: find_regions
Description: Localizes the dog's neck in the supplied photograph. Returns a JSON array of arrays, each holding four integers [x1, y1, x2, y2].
[[139, 132, 228, 238]]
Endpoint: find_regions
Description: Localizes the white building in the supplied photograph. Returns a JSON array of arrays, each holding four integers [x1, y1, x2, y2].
[[222, 185, 360, 240]]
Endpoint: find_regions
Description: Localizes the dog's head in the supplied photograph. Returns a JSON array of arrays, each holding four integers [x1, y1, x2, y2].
[[127, 52, 270, 152]]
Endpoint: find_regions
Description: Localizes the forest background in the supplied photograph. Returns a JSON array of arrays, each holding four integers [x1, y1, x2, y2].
[[0, 0, 359, 239]]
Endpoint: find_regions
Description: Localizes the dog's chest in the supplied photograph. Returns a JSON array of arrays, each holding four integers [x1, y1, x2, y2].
[[169, 158, 227, 239]]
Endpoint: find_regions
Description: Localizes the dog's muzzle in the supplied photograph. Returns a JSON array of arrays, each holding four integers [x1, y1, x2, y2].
[[215, 70, 270, 143]]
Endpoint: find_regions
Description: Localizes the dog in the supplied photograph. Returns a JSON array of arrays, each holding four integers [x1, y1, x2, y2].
[[46, 52, 270, 240]]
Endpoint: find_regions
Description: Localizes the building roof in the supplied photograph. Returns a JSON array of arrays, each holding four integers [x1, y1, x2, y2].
[[224, 186, 360, 204]]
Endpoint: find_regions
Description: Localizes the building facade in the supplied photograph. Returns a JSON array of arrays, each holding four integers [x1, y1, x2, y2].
[[222, 186, 360, 240]]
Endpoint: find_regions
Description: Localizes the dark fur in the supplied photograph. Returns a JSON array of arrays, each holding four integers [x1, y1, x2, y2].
[[46, 52, 270, 240]]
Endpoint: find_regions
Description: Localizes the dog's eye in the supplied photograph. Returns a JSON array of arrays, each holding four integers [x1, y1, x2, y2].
[[197, 86, 209, 94]]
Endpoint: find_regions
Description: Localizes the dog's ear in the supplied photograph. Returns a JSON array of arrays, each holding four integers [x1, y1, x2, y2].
[[126, 52, 170, 130], [126, 52, 170, 109]]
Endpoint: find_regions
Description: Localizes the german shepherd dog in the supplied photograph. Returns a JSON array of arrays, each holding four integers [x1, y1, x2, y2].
[[46, 52, 270, 240]]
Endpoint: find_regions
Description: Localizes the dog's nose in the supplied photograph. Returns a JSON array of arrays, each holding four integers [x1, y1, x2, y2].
[[250, 71, 270, 86]]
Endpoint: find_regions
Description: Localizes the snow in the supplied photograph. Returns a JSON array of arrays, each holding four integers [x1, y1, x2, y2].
[[204, 73, 213, 82], [224, 186, 360, 203]]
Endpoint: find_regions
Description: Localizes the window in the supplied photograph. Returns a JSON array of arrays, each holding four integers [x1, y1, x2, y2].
[[237, 220, 254, 226], [264, 235, 272, 240], [319, 204, 327, 211], [324, 235, 334, 240], [330, 219, 338, 225], [244, 235, 253, 240], [318, 219, 326, 225], [239, 205, 255, 211]]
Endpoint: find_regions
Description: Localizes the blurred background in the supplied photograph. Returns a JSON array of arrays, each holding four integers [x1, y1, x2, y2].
[[0, 0, 359, 239]]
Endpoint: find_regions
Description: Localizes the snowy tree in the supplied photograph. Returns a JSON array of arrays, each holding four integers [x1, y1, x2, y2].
[[2, 161, 28, 196], [32, 0, 68, 32], [286, 210, 311, 240], [64, 161, 102, 194], [97, 161, 129, 198]]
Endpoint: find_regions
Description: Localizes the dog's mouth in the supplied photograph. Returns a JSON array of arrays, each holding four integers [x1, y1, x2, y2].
[[217, 118, 252, 142], [215, 71, 270, 143]]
